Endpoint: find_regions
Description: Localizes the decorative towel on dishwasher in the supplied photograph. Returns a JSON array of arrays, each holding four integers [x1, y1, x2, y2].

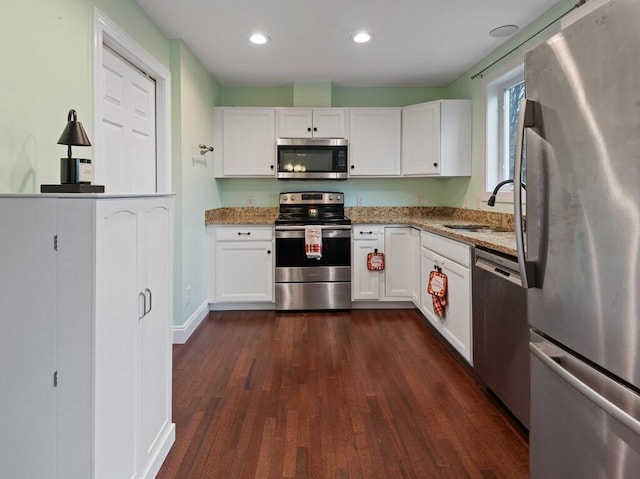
[[305, 225, 322, 259]]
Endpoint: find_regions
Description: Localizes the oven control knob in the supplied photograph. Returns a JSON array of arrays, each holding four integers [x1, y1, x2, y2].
[[291, 195, 296, 201], [329, 195, 333, 200], [282, 195, 288, 201]]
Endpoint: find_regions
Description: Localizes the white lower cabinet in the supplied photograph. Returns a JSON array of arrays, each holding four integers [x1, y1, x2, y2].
[[351, 225, 385, 300], [209, 226, 274, 303], [384, 227, 413, 299], [0, 195, 175, 479], [351, 225, 414, 302], [420, 230, 473, 364]]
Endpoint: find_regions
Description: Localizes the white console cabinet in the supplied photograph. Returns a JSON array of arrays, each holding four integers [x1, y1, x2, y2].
[[0, 195, 175, 479]]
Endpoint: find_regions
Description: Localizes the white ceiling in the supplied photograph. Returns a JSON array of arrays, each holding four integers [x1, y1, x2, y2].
[[135, 0, 561, 88]]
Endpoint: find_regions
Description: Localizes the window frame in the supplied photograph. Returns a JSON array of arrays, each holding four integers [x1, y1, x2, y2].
[[483, 61, 525, 206]]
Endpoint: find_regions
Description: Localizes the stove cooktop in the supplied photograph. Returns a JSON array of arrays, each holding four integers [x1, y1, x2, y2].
[[277, 191, 349, 226]]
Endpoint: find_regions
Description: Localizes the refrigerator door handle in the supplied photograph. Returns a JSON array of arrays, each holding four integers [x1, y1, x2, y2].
[[530, 340, 640, 436], [514, 98, 539, 288]]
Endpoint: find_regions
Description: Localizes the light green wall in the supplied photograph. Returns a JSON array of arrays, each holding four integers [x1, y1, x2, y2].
[[447, 0, 578, 213], [331, 87, 449, 107], [293, 82, 332, 107], [218, 177, 467, 208], [220, 86, 294, 106], [1, 0, 220, 328], [170, 40, 221, 325], [218, 85, 446, 108], [0, 0, 169, 192]]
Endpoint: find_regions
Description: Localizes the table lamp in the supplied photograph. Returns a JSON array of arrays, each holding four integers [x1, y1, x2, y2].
[[40, 109, 104, 193], [57, 109, 92, 184]]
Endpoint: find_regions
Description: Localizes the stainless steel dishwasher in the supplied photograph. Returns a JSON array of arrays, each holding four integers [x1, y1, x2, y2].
[[472, 247, 529, 429]]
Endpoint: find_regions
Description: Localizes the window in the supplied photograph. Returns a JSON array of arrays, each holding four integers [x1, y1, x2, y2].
[[485, 64, 525, 197]]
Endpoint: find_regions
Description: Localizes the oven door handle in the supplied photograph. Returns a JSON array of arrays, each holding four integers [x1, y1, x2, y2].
[[275, 225, 352, 231], [275, 227, 352, 239]]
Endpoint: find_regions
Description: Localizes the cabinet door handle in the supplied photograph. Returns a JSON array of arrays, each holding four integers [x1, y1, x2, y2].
[[138, 291, 146, 320], [433, 162, 438, 167], [307, 127, 312, 132], [267, 250, 272, 254], [270, 165, 274, 169], [313, 127, 317, 132], [237, 232, 251, 236], [144, 288, 152, 315], [351, 165, 355, 169]]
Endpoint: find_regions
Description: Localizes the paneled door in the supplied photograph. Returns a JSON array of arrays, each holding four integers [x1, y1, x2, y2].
[[99, 47, 157, 193]]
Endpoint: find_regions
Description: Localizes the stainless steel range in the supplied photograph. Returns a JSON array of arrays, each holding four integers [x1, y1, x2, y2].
[[275, 192, 351, 311]]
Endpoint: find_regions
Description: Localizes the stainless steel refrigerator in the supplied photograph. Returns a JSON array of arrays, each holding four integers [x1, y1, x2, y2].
[[513, 0, 640, 476]]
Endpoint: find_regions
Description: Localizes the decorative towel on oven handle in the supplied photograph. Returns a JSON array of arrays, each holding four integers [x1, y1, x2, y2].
[[304, 225, 322, 259]]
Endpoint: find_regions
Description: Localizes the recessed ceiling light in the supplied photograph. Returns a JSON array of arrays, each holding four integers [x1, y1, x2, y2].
[[352, 32, 372, 44], [249, 33, 270, 45], [489, 25, 519, 38]]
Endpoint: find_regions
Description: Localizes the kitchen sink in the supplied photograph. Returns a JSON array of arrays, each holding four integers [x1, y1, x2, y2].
[[443, 224, 513, 233]]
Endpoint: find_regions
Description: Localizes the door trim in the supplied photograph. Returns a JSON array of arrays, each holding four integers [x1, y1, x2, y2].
[[93, 8, 172, 193]]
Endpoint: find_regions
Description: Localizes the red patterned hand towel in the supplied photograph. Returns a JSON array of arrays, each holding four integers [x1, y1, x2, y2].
[[305, 225, 322, 259]]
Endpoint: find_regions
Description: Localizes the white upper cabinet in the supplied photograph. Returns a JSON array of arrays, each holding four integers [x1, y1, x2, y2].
[[401, 100, 471, 177], [215, 108, 276, 177], [277, 108, 347, 138], [349, 108, 402, 176]]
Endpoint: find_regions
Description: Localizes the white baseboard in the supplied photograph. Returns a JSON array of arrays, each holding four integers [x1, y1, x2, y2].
[[208, 302, 276, 311], [140, 423, 175, 479], [351, 301, 416, 309], [173, 300, 209, 344]]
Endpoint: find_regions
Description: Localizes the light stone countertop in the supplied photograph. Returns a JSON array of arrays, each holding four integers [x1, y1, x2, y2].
[[205, 206, 518, 257]]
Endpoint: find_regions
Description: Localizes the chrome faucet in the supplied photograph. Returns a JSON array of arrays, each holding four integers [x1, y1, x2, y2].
[[487, 178, 526, 207]]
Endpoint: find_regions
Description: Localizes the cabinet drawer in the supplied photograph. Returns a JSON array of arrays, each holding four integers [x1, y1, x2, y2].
[[353, 225, 384, 240], [420, 230, 470, 267], [215, 226, 273, 241]]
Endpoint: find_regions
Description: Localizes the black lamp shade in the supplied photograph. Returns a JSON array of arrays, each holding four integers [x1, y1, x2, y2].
[[57, 109, 91, 147]]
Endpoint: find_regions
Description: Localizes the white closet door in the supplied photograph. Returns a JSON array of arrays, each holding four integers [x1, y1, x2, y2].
[[100, 48, 157, 193]]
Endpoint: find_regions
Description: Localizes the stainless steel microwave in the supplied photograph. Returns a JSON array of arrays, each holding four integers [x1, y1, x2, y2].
[[276, 138, 348, 180]]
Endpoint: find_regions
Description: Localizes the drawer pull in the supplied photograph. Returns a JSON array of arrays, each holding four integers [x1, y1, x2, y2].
[[237, 232, 251, 236]]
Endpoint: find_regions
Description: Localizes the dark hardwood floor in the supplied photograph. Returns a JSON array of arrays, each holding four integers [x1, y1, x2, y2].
[[157, 309, 528, 479]]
